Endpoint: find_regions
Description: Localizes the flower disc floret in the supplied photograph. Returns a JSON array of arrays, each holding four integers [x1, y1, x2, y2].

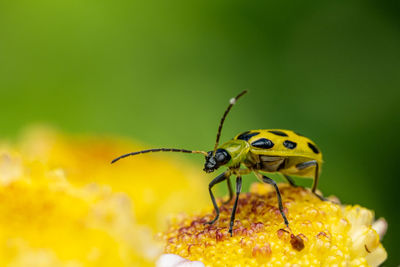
[[160, 184, 387, 267]]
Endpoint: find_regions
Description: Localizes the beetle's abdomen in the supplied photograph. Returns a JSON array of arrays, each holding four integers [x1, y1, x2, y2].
[[258, 155, 285, 172], [234, 129, 322, 162]]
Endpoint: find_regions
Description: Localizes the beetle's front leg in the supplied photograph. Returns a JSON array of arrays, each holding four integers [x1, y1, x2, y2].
[[204, 171, 230, 225], [228, 175, 242, 236]]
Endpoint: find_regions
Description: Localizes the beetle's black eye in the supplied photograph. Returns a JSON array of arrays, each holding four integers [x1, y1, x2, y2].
[[215, 149, 231, 165], [205, 151, 213, 162]]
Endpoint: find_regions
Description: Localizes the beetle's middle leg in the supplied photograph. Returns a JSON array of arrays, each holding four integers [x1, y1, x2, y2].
[[223, 168, 250, 204], [255, 172, 289, 228], [223, 177, 234, 204], [204, 171, 230, 225]]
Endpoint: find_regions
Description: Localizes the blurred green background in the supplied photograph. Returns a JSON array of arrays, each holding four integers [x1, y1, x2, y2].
[[0, 0, 399, 264]]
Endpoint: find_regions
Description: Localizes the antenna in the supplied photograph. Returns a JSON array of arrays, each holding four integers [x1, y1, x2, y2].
[[111, 148, 208, 164], [212, 90, 247, 155]]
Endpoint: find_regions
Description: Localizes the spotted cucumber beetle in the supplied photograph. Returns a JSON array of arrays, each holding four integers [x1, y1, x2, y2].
[[111, 90, 324, 236]]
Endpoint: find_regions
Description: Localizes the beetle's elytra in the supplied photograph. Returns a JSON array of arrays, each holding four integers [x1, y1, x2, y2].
[[112, 91, 325, 236]]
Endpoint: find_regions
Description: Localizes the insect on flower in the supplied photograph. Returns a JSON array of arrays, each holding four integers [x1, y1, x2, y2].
[[111, 91, 325, 236]]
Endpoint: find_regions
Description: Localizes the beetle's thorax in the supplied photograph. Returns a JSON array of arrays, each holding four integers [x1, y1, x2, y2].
[[218, 139, 250, 168]]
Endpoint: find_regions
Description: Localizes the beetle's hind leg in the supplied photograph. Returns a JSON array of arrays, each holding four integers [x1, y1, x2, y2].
[[310, 162, 328, 201], [313, 192, 327, 201], [296, 161, 327, 201], [204, 171, 230, 225], [282, 174, 329, 201], [223, 176, 234, 204]]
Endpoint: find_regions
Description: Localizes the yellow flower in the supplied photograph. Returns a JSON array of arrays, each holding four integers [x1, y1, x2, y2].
[[0, 127, 388, 266], [0, 127, 209, 266], [159, 183, 387, 267]]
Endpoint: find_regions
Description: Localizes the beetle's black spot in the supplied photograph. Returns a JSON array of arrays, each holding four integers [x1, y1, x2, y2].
[[268, 130, 288, 137], [251, 138, 274, 149], [308, 142, 320, 154], [237, 131, 260, 141], [283, 140, 297, 149]]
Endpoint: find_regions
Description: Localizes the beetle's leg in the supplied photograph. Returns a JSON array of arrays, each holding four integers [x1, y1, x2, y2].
[[296, 161, 326, 201], [256, 172, 289, 228], [296, 160, 317, 171], [223, 177, 234, 204], [204, 171, 230, 225], [222, 168, 250, 205], [311, 162, 327, 201], [229, 176, 242, 236], [237, 168, 252, 175], [311, 162, 319, 193], [283, 174, 297, 187]]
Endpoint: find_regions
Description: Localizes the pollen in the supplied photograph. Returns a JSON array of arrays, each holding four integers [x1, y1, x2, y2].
[[160, 184, 387, 267]]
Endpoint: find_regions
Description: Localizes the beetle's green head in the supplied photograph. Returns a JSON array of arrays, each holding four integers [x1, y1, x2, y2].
[[203, 140, 250, 173], [203, 149, 231, 173]]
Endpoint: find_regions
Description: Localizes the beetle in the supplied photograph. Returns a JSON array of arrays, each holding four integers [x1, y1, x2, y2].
[[111, 90, 325, 236]]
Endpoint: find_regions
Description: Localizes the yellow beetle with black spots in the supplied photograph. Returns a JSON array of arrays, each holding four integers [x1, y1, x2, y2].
[[112, 91, 325, 236]]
